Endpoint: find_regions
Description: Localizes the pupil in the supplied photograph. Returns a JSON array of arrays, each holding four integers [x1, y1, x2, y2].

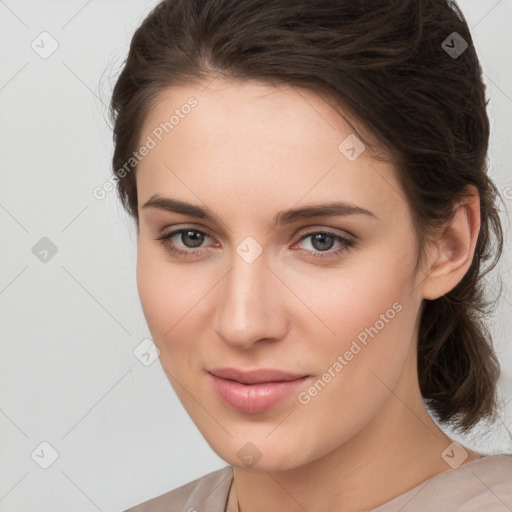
[[183, 231, 204, 248], [312, 234, 334, 251]]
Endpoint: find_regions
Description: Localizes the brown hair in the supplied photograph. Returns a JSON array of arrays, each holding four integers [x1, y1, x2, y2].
[[110, 0, 504, 433]]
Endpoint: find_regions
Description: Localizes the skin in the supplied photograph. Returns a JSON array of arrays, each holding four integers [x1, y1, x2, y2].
[[134, 78, 482, 512]]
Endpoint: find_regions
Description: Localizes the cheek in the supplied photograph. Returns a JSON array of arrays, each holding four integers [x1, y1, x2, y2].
[[285, 266, 418, 455], [289, 247, 419, 386], [136, 247, 168, 337], [293, 254, 414, 342], [135, 244, 192, 346], [135, 243, 215, 357]]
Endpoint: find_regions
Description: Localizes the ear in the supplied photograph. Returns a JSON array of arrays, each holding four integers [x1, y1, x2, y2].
[[420, 185, 481, 301]]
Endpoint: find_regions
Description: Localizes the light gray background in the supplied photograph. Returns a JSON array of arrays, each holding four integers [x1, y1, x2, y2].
[[0, 1, 511, 510]]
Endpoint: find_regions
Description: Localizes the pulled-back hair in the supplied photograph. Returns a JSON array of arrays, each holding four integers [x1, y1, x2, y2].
[[110, 0, 504, 433]]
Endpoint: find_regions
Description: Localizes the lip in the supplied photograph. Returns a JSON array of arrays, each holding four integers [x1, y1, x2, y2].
[[208, 367, 310, 413], [209, 367, 307, 384]]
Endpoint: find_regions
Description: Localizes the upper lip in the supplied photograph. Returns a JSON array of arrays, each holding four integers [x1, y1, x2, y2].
[[208, 367, 309, 384]]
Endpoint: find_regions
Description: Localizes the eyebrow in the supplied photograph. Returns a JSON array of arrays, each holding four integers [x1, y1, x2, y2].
[[142, 194, 378, 226]]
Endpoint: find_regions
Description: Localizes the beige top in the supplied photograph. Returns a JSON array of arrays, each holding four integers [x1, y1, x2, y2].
[[124, 454, 512, 511]]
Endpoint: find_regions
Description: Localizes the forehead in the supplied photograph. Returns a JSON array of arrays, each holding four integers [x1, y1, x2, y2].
[[136, 79, 406, 223]]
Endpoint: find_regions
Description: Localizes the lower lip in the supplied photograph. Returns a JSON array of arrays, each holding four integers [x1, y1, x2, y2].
[[209, 373, 309, 414]]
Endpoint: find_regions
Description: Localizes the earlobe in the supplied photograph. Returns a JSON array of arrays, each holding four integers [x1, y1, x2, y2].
[[421, 187, 481, 301]]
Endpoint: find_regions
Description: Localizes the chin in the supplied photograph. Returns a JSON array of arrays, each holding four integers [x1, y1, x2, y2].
[[200, 427, 317, 472]]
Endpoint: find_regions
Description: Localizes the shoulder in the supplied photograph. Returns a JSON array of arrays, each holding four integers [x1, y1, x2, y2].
[[123, 465, 234, 512], [374, 454, 512, 512]]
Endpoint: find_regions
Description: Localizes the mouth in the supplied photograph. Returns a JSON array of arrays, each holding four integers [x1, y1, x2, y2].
[[207, 367, 311, 414]]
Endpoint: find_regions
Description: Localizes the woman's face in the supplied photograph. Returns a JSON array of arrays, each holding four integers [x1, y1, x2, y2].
[[135, 78, 427, 471]]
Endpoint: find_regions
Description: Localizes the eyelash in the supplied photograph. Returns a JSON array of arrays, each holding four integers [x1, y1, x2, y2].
[[155, 227, 356, 261]]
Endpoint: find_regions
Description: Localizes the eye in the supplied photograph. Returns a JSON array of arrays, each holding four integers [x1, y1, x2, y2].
[[293, 231, 356, 260], [156, 228, 215, 257], [155, 227, 356, 261]]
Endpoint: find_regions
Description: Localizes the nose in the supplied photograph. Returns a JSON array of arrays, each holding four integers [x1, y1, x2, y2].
[[213, 249, 289, 349]]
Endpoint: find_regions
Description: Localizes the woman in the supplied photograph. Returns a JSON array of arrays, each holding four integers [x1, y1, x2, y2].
[[112, 0, 512, 510]]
